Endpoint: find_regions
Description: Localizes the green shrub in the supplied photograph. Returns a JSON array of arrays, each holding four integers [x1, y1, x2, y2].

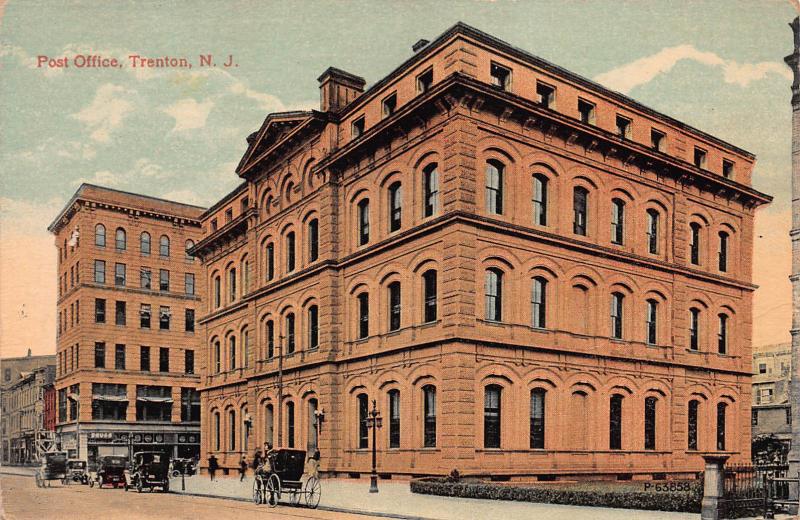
[[410, 478, 703, 513]]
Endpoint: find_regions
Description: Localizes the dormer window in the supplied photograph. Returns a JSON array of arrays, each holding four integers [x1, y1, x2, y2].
[[490, 62, 511, 91], [352, 116, 365, 139], [694, 147, 707, 169], [536, 82, 555, 109], [417, 68, 433, 94], [382, 93, 397, 118], [616, 115, 631, 139], [578, 99, 595, 125], [722, 159, 734, 179], [651, 129, 665, 152]]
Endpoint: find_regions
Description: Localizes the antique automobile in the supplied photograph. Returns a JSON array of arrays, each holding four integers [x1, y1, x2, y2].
[[170, 458, 196, 477], [89, 455, 128, 488], [64, 459, 89, 485], [126, 451, 170, 493], [252, 448, 320, 508], [34, 451, 68, 488]]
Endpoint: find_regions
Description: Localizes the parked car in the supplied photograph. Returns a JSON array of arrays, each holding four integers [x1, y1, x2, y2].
[[170, 458, 196, 477], [65, 459, 89, 485], [90, 455, 127, 489], [127, 451, 170, 493]]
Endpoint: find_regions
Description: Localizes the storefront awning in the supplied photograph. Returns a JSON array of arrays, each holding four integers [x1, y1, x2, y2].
[[136, 397, 173, 403], [93, 395, 128, 402]]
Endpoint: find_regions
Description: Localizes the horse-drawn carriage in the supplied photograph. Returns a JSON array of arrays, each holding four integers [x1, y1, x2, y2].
[[34, 451, 67, 488], [252, 448, 321, 508]]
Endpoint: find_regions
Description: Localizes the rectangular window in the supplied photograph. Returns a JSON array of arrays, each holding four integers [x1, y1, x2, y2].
[[94, 342, 105, 368], [115, 344, 125, 370], [758, 363, 767, 374], [651, 129, 665, 152], [159, 269, 169, 292], [240, 197, 249, 213], [358, 202, 370, 246], [536, 82, 555, 109], [647, 210, 659, 254], [358, 395, 369, 449], [266, 244, 275, 281], [308, 306, 319, 350], [646, 300, 658, 345], [530, 390, 545, 449], [140, 267, 151, 289], [91, 383, 127, 421], [609, 395, 623, 450], [689, 308, 699, 350], [211, 219, 218, 232], [573, 188, 588, 236], [389, 283, 401, 332], [287, 232, 296, 272], [352, 116, 365, 139], [159, 347, 169, 372], [185, 273, 195, 295], [214, 276, 221, 307], [94, 260, 105, 284], [752, 409, 758, 426], [225, 208, 233, 223], [181, 388, 201, 422], [140, 304, 151, 328], [722, 159, 734, 179], [483, 387, 501, 449], [286, 314, 296, 353], [382, 92, 397, 118], [616, 115, 632, 139], [694, 147, 707, 169], [185, 308, 195, 332], [95, 298, 106, 323], [490, 62, 511, 90], [135, 385, 172, 421], [611, 200, 625, 245], [389, 390, 400, 449], [424, 271, 437, 323], [358, 293, 369, 339], [644, 397, 657, 450], [416, 68, 433, 94], [610, 293, 624, 339], [114, 263, 126, 286], [115, 301, 126, 326], [578, 99, 595, 125], [140, 346, 150, 372], [159, 306, 170, 330], [184, 350, 194, 375], [309, 220, 319, 261]]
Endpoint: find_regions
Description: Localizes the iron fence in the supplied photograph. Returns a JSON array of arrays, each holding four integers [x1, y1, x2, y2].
[[720, 463, 789, 519]]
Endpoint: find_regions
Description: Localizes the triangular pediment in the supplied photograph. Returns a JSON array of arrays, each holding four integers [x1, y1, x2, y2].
[[236, 111, 313, 174]]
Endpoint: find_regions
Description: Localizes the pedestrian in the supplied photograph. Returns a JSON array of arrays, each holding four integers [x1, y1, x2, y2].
[[252, 450, 262, 471], [239, 457, 247, 481], [208, 454, 219, 482]]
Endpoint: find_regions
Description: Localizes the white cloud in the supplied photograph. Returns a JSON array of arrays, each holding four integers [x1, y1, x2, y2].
[[594, 44, 791, 94], [72, 158, 174, 189], [71, 83, 136, 143], [161, 98, 214, 132], [229, 81, 287, 112]]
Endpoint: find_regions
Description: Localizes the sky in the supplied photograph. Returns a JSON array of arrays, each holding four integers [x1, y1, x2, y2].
[[0, 0, 797, 357]]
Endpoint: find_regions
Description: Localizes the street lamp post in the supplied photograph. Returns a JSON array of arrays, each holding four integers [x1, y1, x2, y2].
[[313, 407, 324, 451], [366, 399, 382, 493]]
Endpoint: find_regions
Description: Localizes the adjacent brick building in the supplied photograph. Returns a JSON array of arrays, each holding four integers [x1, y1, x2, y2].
[[48, 184, 205, 463], [192, 23, 771, 478]]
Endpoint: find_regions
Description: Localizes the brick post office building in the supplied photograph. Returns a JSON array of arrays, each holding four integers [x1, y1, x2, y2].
[[48, 185, 205, 463], [194, 23, 771, 479]]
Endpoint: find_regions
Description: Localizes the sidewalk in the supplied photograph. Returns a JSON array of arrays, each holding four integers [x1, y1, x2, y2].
[[173, 474, 699, 520]]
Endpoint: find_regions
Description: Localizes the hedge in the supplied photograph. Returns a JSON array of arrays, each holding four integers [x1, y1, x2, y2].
[[410, 478, 703, 513]]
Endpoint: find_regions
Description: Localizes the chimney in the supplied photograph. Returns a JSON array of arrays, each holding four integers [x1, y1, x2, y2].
[[317, 67, 366, 113], [412, 39, 430, 53], [27, 348, 31, 357]]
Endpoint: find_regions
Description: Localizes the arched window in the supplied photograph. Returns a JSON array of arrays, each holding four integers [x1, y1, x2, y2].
[[308, 219, 319, 262], [159, 235, 170, 257], [644, 396, 658, 450], [358, 200, 370, 246], [573, 187, 588, 236], [530, 389, 546, 449], [484, 385, 502, 448], [241, 407, 249, 451], [388, 389, 400, 448], [716, 402, 727, 451], [308, 398, 319, 451], [609, 394, 624, 450], [485, 268, 503, 321], [689, 308, 700, 350], [308, 305, 319, 350], [115, 228, 126, 251], [228, 335, 236, 371], [718, 314, 728, 354], [688, 400, 699, 450], [214, 411, 221, 451], [357, 393, 369, 449], [423, 163, 439, 217], [140, 232, 151, 255], [286, 313, 296, 354], [423, 385, 437, 448], [228, 267, 237, 303], [532, 174, 548, 226], [388, 282, 401, 332], [611, 199, 625, 245], [286, 401, 295, 448], [357, 292, 369, 339], [531, 277, 547, 328], [242, 328, 249, 368], [228, 409, 236, 451], [689, 223, 701, 265], [646, 299, 658, 345], [485, 160, 504, 215], [264, 403, 274, 445], [95, 224, 106, 247], [286, 232, 296, 272], [265, 320, 275, 359], [423, 270, 437, 323], [213, 275, 221, 309], [185, 240, 195, 261], [718, 231, 729, 272], [388, 182, 402, 232], [265, 243, 275, 281], [647, 209, 659, 254], [610, 292, 624, 339], [214, 340, 221, 373]]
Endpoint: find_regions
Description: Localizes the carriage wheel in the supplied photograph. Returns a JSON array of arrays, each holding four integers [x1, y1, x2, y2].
[[252, 478, 263, 504], [304, 477, 321, 509], [266, 474, 280, 508]]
